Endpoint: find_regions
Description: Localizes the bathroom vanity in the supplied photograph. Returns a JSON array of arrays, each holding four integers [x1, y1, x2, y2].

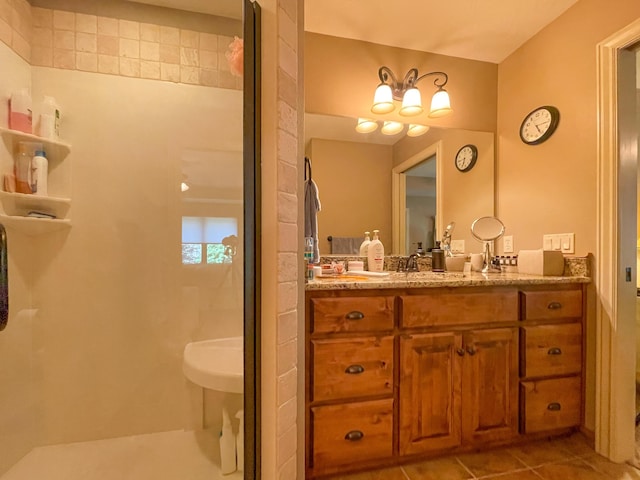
[[305, 269, 589, 478]]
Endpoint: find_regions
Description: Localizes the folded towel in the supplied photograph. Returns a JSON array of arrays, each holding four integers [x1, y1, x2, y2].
[[328, 236, 362, 254]]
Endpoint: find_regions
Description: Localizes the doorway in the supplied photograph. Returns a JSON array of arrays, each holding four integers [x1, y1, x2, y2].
[[595, 18, 640, 463]]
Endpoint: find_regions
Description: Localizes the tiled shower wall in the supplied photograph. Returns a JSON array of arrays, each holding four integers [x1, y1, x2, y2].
[[0, 0, 241, 89]]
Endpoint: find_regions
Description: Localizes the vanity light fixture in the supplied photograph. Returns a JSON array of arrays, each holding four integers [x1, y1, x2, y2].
[[381, 120, 404, 135], [407, 124, 430, 137], [355, 118, 378, 133], [371, 66, 452, 118]]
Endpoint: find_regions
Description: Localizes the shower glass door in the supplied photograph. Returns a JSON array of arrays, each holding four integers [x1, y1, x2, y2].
[[0, 0, 257, 478]]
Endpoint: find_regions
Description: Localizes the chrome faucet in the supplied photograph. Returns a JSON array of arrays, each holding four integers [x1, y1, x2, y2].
[[397, 254, 420, 272]]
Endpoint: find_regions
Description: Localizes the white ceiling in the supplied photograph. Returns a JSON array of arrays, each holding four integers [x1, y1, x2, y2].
[[305, 0, 578, 64], [123, 0, 241, 19]]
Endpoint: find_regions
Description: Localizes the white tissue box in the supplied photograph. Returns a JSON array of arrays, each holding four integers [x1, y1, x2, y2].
[[517, 249, 565, 276]]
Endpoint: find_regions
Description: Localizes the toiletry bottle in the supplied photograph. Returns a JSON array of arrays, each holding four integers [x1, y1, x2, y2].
[[236, 410, 244, 472], [14, 142, 32, 194], [359, 231, 371, 257], [367, 229, 385, 272], [9, 89, 32, 134], [220, 408, 236, 474], [31, 150, 48, 196], [304, 237, 314, 281], [40, 96, 61, 139], [432, 241, 445, 272]]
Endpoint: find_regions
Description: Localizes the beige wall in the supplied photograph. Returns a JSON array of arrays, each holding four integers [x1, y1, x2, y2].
[[305, 32, 498, 133], [497, 0, 640, 256], [306, 138, 393, 255]]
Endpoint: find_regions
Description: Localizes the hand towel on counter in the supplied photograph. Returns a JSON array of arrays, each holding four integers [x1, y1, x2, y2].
[[328, 236, 362, 254]]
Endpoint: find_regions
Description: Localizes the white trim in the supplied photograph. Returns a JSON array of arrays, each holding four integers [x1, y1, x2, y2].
[[392, 140, 443, 254], [595, 17, 640, 462]]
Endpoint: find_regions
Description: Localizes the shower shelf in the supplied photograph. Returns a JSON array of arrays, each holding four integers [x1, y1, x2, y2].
[[0, 127, 71, 157], [0, 214, 71, 235], [0, 127, 73, 234]]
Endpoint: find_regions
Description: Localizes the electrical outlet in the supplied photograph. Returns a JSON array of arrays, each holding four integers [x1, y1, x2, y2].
[[503, 235, 514, 253], [451, 239, 465, 253]]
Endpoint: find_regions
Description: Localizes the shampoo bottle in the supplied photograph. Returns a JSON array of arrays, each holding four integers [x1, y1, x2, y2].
[[367, 229, 385, 272], [31, 150, 47, 196], [220, 408, 236, 474], [359, 231, 371, 257]]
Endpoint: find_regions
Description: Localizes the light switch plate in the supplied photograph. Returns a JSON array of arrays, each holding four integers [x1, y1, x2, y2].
[[542, 233, 575, 254], [503, 235, 513, 253], [450, 239, 465, 253]]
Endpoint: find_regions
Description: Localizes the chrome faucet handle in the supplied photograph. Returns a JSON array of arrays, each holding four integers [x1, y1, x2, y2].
[[396, 257, 407, 272]]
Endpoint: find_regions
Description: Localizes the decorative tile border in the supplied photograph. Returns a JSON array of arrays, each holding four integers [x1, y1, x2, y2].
[[0, 1, 241, 90]]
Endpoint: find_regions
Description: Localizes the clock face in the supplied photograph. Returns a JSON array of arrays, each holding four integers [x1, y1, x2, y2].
[[520, 106, 560, 145], [455, 144, 478, 172]]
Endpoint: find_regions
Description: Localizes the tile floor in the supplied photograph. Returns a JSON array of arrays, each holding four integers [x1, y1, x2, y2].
[[329, 433, 640, 480], [0, 430, 243, 480]]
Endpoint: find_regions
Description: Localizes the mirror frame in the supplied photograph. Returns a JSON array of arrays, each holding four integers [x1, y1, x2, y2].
[[392, 141, 444, 255], [243, 0, 261, 478]]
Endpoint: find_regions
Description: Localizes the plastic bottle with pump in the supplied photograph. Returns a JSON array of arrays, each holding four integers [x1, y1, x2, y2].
[[367, 230, 385, 272], [432, 241, 445, 272], [219, 408, 236, 474], [31, 150, 48, 196], [359, 231, 371, 257]]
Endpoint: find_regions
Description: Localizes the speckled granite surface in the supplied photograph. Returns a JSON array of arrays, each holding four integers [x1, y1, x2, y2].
[[308, 255, 591, 291]]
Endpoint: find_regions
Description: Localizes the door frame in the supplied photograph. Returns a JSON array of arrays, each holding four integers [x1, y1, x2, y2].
[[595, 17, 640, 462]]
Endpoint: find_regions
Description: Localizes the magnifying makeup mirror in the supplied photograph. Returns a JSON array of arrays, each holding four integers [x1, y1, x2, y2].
[[471, 216, 505, 273]]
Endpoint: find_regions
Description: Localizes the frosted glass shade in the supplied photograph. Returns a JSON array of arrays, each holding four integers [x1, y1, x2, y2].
[[429, 88, 453, 118], [355, 118, 378, 133], [381, 121, 403, 135], [407, 124, 430, 137], [371, 84, 394, 114], [399, 87, 423, 116]]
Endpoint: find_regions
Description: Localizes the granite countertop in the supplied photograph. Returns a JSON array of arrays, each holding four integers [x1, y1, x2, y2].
[[305, 271, 590, 291]]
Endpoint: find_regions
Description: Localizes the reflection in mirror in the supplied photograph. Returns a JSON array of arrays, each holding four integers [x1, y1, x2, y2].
[[305, 112, 495, 257]]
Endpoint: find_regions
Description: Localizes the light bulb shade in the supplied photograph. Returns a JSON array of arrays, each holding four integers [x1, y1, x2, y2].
[[355, 118, 378, 133], [399, 87, 423, 116], [429, 88, 453, 118], [181, 182, 190, 192], [381, 121, 404, 135], [407, 124, 430, 137], [371, 83, 395, 114]]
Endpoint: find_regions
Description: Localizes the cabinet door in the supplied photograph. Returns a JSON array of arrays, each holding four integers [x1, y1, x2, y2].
[[462, 327, 519, 444], [399, 332, 463, 456]]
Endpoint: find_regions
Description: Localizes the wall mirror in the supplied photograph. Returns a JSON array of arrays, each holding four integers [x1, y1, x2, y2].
[[304, 112, 495, 256]]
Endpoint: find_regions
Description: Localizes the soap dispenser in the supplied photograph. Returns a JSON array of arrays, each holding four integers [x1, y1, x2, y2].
[[432, 241, 445, 272], [359, 231, 371, 257], [367, 229, 384, 272]]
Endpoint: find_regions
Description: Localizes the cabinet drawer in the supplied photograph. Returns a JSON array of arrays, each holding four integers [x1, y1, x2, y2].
[[311, 296, 394, 333], [312, 336, 393, 402], [520, 289, 582, 320], [400, 289, 518, 328], [311, 399, 393, 469], [520, 323, 582, 378], [520, 376, 581, 433]]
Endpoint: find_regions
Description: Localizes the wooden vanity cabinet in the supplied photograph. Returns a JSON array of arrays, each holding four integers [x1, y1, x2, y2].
[[306, 283, 586, 478], [398, 289, 519, 456], [518, 286, 584, 433]]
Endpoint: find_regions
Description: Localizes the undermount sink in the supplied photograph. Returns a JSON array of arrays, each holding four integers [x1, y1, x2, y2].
[[389, 271, 465, 279], [182, 336, 243, 394]]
